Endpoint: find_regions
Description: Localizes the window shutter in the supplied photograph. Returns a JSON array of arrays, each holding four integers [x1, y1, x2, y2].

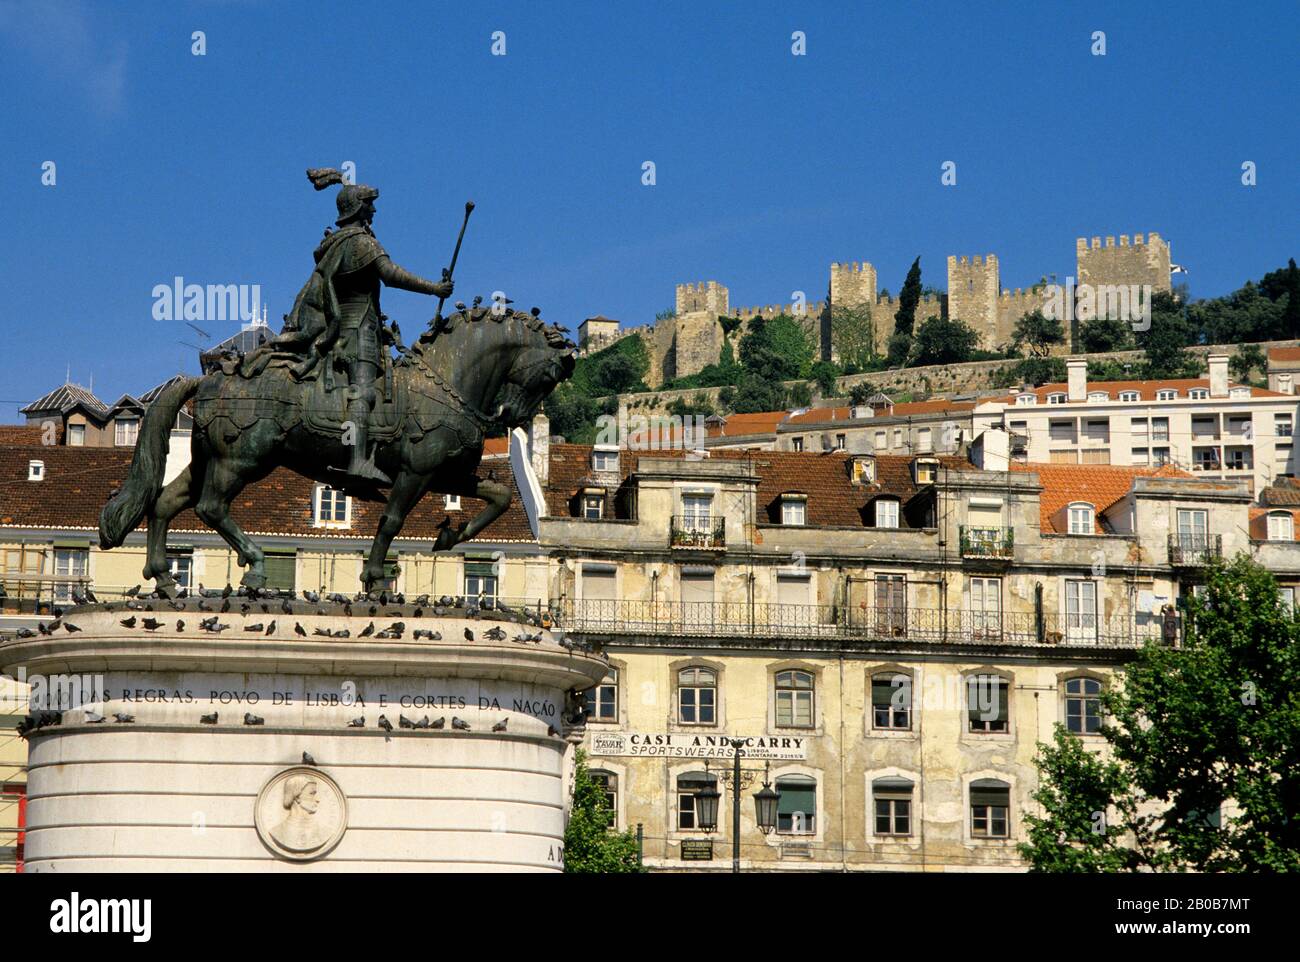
[[263, 551, 296, 592]]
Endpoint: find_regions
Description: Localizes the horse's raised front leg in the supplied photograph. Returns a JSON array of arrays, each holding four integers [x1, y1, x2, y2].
[[143, 465, 198, 597], [362, 470, 430, 591], [433, 476, 511, 552], [194, 459, 267, 590]]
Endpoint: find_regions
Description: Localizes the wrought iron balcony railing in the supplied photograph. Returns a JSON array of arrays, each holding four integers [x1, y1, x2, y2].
[[959, 525, 1014, 559], [670, 516, 726, 550], [1168, 533, 1222, 566]]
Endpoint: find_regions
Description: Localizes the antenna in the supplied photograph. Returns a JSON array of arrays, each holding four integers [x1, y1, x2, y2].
[[185, 321, 212, 341]]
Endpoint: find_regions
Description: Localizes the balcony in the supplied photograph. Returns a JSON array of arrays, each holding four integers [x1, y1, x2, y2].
[[670, 516, 725, 551], [1168, 533, 1222, 566], [959, 525, 1014, 560], [556, 599, 1153, 649]]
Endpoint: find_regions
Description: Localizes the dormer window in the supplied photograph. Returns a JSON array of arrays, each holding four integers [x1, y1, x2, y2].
[[849, 456, 876, 485], [444, 494, 461, 511], [27, 460, 44, 481], [1015, 394, 1037, 406], [1119, 391, 1139, 402], [1230, 387, 1251, 399], [582, 489, 605, 520], [1047, 393, 1067, 405], [781, 494, 807, 526], [874, 498, 900, 529], [114, 418, 139, 447], [1068, 502, 1095, 535], [592, 449, 619, 472], [1189, 388, 1209, 400], [1268, 511, 1294, 542], [1156, 389, 1178, 401], [313, 485, 351, 528], [1087, 391, 1109, 402], [913, 458, 939, 485]]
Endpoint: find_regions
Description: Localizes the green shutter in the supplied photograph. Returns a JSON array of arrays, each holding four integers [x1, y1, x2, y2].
[[264, 551, 296, 592]]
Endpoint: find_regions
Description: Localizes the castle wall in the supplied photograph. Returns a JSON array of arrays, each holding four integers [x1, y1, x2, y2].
[[1076, 233, 1171, 293]]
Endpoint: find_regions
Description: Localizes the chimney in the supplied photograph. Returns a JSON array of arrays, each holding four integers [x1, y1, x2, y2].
[[1208, 354, 1229, 398], [1280, 373, 1294, 395], [1067, 359, 1087, 402], [971, 429, 1009, 471], [528, 413, 550, 484]]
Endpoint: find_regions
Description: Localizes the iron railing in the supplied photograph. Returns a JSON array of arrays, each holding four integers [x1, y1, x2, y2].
[[959, 525, 1014, 559], [1168, 533, 1222, 566], [670, 516, 726, 550]]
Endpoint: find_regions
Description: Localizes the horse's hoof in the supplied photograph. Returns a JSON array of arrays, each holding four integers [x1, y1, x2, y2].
[[240, 572, 267, 591], [154, 578, 179, 600]]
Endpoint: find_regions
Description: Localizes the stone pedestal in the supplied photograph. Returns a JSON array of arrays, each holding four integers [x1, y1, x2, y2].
[[1, 607, 605, 872]]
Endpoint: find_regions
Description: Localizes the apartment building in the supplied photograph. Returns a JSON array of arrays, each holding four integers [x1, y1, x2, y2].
[[973, 355, 1300, 499]]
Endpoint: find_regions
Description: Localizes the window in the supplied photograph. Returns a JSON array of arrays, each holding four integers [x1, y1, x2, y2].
[[1047, 393, 1066, 405], [676, 772, 716, 830], [1146, 417, 1167, 442], [1268, 512, 1294, 542], [114, 418, 139, 447], [592, 449, 619, 472], [875, 574, 906, 634], [1119, 391, 1139, 402], [914, 459, 938, 484], [1194, 448, 1219, 471], [776, 774, 816, 834], [1191, 416, 1217, 439], [167, 553, 193, 591], [1064, 677, 1102, 734], [781, 497, 807, 526], [893, 429, 903, 448], [851, 457, 875, 484], [464, 559, 498, 605], [874, 430, 887, 451], [1068, 502, 1095, 535], [681, 494, 712, 531], [67, 423, 85, 446], [970, 780, 1010, 838], [1087, 391, 1110, 402], [1156, 389, 1177, 401], [1084, 419, 1110, 442], [967, 674, 1009, 733], [774, 670, 814, 728], [1080, 448, 1111, 464], [1280, 587, 1296, 611], [873, 778, 913, 836], [1229, 387, 1251, 399], [791, 437, 804, 452], [1227, 416, 1251, 438], [263, 551, 297, 593], [1276, 414, 1293, 438], [835, 433, 846, 450], [1049, 449, 1078, 464], [874, 499, 899, 528], [871, 672, 911, 730], [590, 770, 618, 817], [582, 494, 604, 519], [677, 667, 716, 725], [27, 460, 43, 481], [1065, 579, 1098, 641], [970, 576, 1001, 638], [1131, 447, 1149, 465], [1015, 394, 1037, 406], [52, 548, 88, 605], [583, 668, 618, 722], [1189, 388, 1209, 400], [1224, 447, 1251, 470], [1049, 420, 1076, 442], [314, 486, 350, 527], [444, 494, 461, 511], [1152, 446, 1172, 466], [917, 428, 932, 452]]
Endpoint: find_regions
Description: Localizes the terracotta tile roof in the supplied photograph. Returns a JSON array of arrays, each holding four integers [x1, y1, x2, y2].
[[0, 425, 61, 445], [1249, 507, 1296, 541], [1268, 347, 1300, 363], [785, 399, 976, 425], [708, 411, 790, 437], [1261, 477, 1300, 506], [18, 383, 109, 419], [0, 443, 534, 544], [992, 378, 1289, 403], [482, 436, 510, 457], [1012, 461, 1190, 533], [545, 443, 965, 527]]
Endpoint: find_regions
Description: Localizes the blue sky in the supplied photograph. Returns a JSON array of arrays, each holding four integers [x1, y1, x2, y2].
[[1, 0, 1295, 418]]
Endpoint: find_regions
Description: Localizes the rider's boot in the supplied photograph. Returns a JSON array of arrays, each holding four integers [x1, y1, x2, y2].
[[343, 395, 392, 487]]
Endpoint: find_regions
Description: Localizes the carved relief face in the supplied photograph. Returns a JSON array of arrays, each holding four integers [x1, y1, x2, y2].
[[297, 781, 320, 814]]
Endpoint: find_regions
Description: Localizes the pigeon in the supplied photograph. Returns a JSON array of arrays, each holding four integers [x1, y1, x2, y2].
[[203, 621, 230, 633], [64, 622, 81, 633], [466, 606, 480, 619], [168, 600, 185, 611], [221, 583, 233, 598], [399, 714, 416, 729], [347, 715, 365, 728], [303, 590, 321, 605], [334, 629, 350, 638], [412, 608, 424, 618], [414, 629, 442, 641], [197, 599, 213, 612], [125, 584, 142, 598], [281, 598, 293, 615], [243, 712, 264, 726], [84, 710, 105, 724], [244, 623, 264, 633], [492, 718, 509, 732], [463, 628, 474, 641], [485, 626, 507, 642], [359, 621, 375, 638], [344, 603, 353, 618], [115, 712, 135, 724], [220, 598, 231, 613], [200, 712, 218, 724], [141, 618, 164, 631], [313, 628, 332, 637], [452, 716, 471, 731], [413, 715, 431, 729], [240, 604, 251, 616], [377, 714, 393, 733], [85, 586, 99, 604], [176, 619, 185, 632], [547, 725, 559, 737], [432, 716, 446, 729], [295, 622, 307, 637], [37, 622, 51, 636], [119, 616, 137, 628], [15, 627, 36, 639], [265, 621, 276, 636], [438, 595, 454, 608], [302, 751, 316, 766], [414, 594, 430, 607]]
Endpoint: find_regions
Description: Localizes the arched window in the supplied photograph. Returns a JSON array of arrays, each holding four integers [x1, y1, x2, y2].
[[872, 777, 914, 836], [1047, 392, 1067, 405], [676, 771, 716, 830], [1068, 502, 1095, 535], [871, 672, 911, 730], [1064, 677, 1102, 734], [582, 668, 619, 722], [776, 774, 817, 834], [1268, 511, 1294, 542], [970, 778, 1010, 837], [775, 670, 815, 728], [677, 667, 717, 725], [589, 769, 618, 818], [966, 673, 1009, 733]]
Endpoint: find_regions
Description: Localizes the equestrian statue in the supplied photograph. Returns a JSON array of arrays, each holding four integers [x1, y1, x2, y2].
[[99, 169, 576, 595]]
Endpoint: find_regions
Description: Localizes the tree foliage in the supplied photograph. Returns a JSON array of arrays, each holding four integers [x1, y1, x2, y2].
[[1078, 315, 1134, 354], [830, 302, 877, 371], [564, 749, 643, 873], [739, 314, 816, 381], [893, 257, 922, 339], [1012, 309, 1065, 358], [911, 315, 979, 365], [1021, 556, 1300, 872]]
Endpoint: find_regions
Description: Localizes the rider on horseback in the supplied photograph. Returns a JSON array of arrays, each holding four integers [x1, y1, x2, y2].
[[275, 168, 452, 487]]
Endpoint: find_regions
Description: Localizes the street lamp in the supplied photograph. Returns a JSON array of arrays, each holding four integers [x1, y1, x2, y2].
[[697, 739, 781, 872], [694, 775, 721, 834], [753, 772, 779, 835]]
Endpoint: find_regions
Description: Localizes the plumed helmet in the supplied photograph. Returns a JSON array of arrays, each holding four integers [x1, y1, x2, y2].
[[305, 168, 379, 226]]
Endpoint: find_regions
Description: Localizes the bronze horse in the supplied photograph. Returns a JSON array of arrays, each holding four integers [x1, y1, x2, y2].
[[99, 307, 575, 595]]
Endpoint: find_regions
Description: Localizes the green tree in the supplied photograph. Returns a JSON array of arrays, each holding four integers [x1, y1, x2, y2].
[[911, 316, 978, 366], [667, 392, 715, 419], [739, 314, 816, 381], [1229, 343, 1267, 384], [730, 374, 786, 413], [1021, 556, 1300, 872], [1078, 315, 1134, 354], [830, 302, 877, 370], [564, 749, 643, 873], [1139, 291, 1201, 379], [1012, 310, 1065, 358], [810, 360, 840, 397], [893, 257, 923, 340]]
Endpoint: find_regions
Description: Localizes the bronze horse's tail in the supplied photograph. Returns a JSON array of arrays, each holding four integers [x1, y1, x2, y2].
[[99, 376, 201, 549]]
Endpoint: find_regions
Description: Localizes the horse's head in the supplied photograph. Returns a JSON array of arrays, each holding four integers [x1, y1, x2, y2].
[[493, 310, 576, 428]]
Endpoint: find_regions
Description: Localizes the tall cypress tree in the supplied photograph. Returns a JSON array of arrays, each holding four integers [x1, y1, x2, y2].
[[894, 256, 922, 337]]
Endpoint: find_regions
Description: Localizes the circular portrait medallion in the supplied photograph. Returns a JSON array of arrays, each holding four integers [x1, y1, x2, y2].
[[254, 766, 348, 862]]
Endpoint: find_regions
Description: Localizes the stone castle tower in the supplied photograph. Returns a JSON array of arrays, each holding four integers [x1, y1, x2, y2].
[[1076, 233, 1171, 291]]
